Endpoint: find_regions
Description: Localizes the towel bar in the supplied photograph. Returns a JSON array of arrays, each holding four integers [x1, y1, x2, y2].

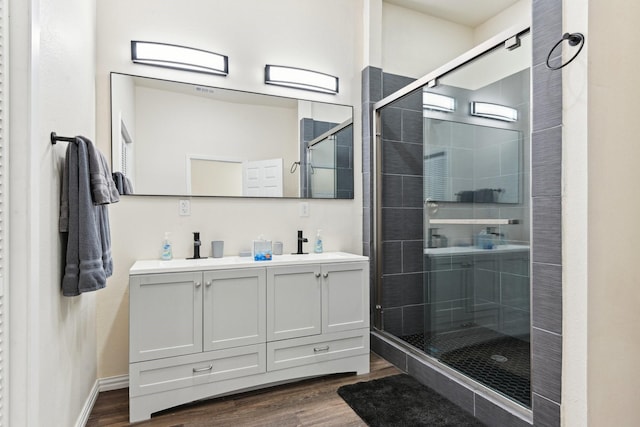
[[50, 132, 77, 145]]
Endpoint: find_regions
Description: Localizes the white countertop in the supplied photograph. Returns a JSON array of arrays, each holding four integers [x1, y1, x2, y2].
[[129, 251, 368, 275], [424, 244, 529, 256]]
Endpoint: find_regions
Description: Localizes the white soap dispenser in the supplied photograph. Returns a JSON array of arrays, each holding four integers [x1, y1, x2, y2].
[[161, 232, 173, 260], [314, 229, 323, 253]]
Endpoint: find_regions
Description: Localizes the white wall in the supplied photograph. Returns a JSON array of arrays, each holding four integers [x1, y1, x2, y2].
[[381, 1, 532, 83], [95, 0, 365, 378], [381, 2, 474, 79], [562, 0, 588, 424], [8, 0, 98, 425], [584, 1, 640, 425], [473, 0, 530, 45]]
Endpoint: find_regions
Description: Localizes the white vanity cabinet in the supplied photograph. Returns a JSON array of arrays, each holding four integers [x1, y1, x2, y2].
[[267, 262, 368, 341], [203, 268, 266, 351], [129, 271, 203, 363], [128, 253, 370, 422]]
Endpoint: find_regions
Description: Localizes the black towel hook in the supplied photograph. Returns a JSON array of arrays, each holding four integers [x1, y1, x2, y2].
[[50, 132, 77, 145], [546, 32, 585, 70]]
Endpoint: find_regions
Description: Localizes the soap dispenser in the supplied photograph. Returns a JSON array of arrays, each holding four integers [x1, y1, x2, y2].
[[314, 229, 323, 253], [161, 232, 173, 260]]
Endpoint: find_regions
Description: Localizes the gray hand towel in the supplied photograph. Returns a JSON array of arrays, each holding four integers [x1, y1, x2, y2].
[[61, 138, 110, 296], [83, 136, 120, 205]]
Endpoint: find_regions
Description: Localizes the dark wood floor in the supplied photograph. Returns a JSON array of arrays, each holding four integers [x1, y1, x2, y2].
[[87, 353, 400, 426]]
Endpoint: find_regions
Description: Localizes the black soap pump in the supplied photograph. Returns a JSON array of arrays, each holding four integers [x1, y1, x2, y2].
[[188, 232, 207, 259]]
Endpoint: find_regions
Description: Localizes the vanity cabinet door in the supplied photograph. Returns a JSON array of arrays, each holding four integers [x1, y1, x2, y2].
[[267, 264, 322, 341], [321, 262, 369, 334], [203, 268, 266, 351], [130, 272, 203, 363]]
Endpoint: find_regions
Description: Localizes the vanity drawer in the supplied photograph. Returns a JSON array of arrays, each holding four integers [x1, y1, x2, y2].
[[130, 344, 266, 397], [267, 329, 368, 371]]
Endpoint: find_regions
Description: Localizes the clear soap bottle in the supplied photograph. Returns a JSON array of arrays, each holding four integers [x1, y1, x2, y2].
[[314, 229, 323, 253], [161, 232, 173, 260]]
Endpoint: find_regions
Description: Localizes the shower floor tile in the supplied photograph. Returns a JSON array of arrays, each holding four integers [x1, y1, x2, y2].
[[401, 328, 531, 408]]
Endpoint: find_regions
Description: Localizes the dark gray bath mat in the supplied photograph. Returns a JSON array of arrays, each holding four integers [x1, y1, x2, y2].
[[337, 374, 486, 427]]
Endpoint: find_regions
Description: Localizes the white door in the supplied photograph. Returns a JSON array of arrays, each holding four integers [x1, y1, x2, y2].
[[243, 158, 284, 197]]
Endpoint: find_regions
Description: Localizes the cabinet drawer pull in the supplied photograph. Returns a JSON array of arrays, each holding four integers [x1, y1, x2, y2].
[[192, 364, 213, 373], [206, 281, 212, 287], [195, 282, 202, 288], [315, 273, 321, 278], [313, 345, 330, 353], [323, 273, 329, 278]]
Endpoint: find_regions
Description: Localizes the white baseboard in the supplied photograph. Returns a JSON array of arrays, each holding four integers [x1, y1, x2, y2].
[[99, 374, 129, 392], [75, 380, 99, 427], [76, 375, 129, 427]]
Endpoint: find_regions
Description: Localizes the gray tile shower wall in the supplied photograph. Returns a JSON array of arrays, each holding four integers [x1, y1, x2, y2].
[[531, 0, 563, 426], [362, 66, 382, 290], [379, 72, 425, 335]]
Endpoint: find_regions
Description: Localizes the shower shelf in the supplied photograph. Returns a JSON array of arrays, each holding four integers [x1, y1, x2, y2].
[[429, 219, 520, 225]]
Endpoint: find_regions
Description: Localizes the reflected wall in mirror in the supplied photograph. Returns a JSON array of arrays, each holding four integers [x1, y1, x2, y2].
[[110, 73, 354, 198]]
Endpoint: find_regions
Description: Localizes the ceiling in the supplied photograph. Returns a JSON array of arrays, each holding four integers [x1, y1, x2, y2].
[[383, 0, 522, 27]]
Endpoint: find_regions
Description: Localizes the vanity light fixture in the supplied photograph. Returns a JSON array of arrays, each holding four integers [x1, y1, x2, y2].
[[264, 65, 339, 94], [423, 92, 455, 112], [470, 101, 518, 122], [131, 41, 228, 76]]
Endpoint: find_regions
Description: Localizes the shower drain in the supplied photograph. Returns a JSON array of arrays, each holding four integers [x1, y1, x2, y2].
[[491, 354, 508, 363]]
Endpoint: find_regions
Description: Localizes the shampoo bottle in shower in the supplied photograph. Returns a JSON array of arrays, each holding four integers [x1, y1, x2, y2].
[[161, 232, 173, 260], [314, 229, 323, 253]]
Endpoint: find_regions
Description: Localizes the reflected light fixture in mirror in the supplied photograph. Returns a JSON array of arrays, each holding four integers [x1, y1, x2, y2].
[[423, 92, 455, 112], [265, 65, 338, 94], [470, 101, 518, 122], [131, 41, 229, 76]]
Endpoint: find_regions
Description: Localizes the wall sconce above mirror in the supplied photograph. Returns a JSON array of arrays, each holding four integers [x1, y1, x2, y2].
[[131, 41, 229, 76], [265, 65, 339, 94], [110, 73, 353, 199]]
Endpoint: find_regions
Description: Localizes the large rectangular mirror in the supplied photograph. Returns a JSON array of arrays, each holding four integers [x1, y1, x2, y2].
[[110, 72, 354, 198]]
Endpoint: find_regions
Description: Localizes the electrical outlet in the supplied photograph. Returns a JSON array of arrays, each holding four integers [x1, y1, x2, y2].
[[299, 202, 309, 217], [179, 199, 191, 216]]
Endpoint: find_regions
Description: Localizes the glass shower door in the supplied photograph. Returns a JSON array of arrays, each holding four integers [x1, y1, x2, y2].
[[374, 31, 532, 408]]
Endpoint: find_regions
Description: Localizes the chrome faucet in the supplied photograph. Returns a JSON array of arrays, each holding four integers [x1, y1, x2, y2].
[[294, 230, 308, 255]]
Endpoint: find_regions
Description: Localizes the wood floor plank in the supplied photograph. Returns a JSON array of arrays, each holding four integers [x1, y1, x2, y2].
[[87, 353, 399, 426]]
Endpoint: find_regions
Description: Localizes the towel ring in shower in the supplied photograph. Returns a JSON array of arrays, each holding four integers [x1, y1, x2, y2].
[[545, 32, 585, 70]]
